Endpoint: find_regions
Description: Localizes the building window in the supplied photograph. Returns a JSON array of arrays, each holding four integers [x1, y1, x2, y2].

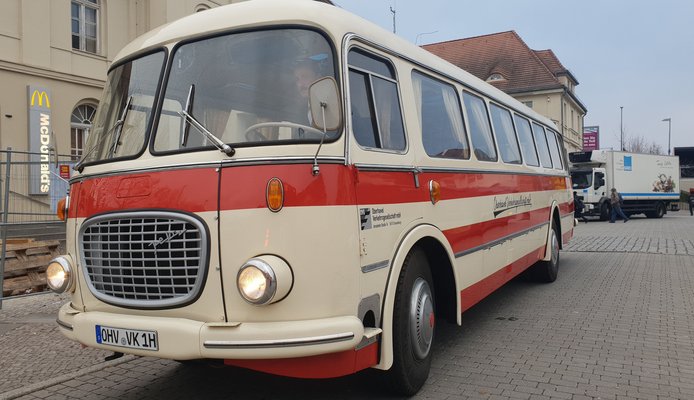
[[71, 104, 97, 160], [71, 0, 99, 53], [523, 101, 533, 109], [486, 73, 504, 82]]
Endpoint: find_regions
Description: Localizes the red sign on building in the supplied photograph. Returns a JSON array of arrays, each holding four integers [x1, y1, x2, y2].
[[59, 164, 70, 180], [583, 126, 599, 151]]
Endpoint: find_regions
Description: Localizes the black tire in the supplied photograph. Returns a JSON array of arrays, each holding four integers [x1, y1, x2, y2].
[[599, 202, 610, 221], [385, 247, 435, 396], [533, 222, 560, 283], [655, 202, 665, 218]]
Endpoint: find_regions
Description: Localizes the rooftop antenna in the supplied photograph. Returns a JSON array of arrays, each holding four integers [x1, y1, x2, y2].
[[389, 1, 396, 33]]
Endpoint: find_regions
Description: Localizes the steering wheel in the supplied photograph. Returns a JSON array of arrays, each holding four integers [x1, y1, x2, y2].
[[244, 121, 326, 142]]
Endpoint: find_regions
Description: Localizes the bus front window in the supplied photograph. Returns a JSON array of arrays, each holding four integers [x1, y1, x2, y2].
[[154, 29, 337, 152], [80, 51, 165, 166]]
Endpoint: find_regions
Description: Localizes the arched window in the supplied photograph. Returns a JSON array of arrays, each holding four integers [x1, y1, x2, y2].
[[71, 103, 97, 160], [486, 73, 505, 82]]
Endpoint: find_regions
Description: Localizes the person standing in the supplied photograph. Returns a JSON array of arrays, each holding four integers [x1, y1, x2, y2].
[[573, 191, 588, 223], [689, 189, 694, 216], [609, 188, 629, 223]]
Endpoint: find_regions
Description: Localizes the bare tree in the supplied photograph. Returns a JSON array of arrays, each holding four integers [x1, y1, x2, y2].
[[622, 133, 664, 154]]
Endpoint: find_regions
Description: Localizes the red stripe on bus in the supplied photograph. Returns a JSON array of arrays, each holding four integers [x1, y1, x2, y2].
[[224, 341, 378, 378], [74, 168, 220, 217], [443, 207, 551, 255], [460, 245, 546, 313], [72, 164, 571, 217], [219, 164, 357, 210]]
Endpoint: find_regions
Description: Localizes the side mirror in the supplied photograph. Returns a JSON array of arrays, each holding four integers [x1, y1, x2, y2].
[[308, 77, 342, 132]]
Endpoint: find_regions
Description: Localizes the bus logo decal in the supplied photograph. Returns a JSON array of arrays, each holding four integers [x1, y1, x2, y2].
[[493, 194, 532, 218]]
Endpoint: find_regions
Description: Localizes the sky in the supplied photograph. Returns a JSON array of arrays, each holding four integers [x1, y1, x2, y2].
[[333, 0, 693, 153]]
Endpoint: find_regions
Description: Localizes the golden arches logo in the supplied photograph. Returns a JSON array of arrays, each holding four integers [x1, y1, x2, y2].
[[30, 90, 50, 108]]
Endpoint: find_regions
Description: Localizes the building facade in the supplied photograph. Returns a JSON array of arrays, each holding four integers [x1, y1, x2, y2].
[[423, 31, 587, 153]]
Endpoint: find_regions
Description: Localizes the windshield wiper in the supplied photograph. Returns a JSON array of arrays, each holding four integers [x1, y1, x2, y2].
[[180, 84, 195, 147], [178, 107, 235, 157], [74, 95, 133, 173], [110, 95, 133, 157]]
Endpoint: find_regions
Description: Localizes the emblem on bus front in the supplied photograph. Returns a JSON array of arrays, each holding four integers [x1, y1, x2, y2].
[[149, 229, 187, 248]]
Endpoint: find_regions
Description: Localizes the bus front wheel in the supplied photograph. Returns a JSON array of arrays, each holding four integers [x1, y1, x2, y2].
[[386, 247, 435, 396]]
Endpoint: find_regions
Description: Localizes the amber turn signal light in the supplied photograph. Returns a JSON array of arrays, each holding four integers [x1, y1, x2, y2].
[[429, 180, 440, 204], [266, 178, 284, 212], [56, 196, 69, 221]]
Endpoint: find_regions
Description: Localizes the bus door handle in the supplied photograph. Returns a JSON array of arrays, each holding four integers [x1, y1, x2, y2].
[[412, 167, 423, 188]]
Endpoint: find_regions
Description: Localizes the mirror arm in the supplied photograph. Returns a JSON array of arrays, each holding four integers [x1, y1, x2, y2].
[[311, 102, 328, 176]]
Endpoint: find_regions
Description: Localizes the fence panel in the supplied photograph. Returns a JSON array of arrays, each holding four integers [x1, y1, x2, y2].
[[1, 149, 73, 306]]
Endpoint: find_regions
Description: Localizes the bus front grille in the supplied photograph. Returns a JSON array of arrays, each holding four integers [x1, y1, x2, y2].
[[79, 212, 208, 308]]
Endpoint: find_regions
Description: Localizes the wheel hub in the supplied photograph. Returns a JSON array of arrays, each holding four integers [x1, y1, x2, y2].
[[409, 277, 434, 360]]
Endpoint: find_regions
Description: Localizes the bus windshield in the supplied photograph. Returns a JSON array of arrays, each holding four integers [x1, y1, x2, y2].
[[81, 51, 165, 165], [571, 170, 593, 190], [154, 28, 337, 153]]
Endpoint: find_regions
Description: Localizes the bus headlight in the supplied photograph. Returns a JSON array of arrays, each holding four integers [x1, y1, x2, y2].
[[46, 256, 75, 293], [237, 256, 293, 305]]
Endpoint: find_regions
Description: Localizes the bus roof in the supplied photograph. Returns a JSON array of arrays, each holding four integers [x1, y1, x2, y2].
[[114, 0, 557, 130]]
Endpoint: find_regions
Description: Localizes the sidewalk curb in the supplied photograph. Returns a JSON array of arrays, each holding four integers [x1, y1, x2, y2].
[[0, 355, 137, 400]]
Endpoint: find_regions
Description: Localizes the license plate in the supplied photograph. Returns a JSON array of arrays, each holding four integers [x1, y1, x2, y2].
[[95, 325, 158, 351]]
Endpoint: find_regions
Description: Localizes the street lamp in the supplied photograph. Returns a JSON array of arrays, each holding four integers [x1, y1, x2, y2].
[[619, 106, 624, 151], [662, 118, 671, 155]]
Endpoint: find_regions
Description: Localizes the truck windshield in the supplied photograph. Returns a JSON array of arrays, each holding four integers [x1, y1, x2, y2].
[[571, 171, 593, 190], [80, 51, 166, 165], [153, 29, 337, 152]]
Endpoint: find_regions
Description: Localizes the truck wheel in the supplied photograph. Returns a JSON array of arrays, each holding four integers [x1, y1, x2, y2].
[[386, 247, 435, 396], [599, 203, 610, 221], [655, 202, 665, 218], [533, 222, 560, 283]]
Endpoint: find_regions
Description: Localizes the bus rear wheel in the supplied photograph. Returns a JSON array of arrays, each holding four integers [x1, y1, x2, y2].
[[386, 247, 435, 396], [532, 222, 560, 283]]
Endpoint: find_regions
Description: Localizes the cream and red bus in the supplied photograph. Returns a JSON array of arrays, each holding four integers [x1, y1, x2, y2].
[[47, 0, 575, 395]]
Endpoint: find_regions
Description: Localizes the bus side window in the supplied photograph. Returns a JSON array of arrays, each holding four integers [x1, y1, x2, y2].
[[545, 129, 564, 170], [531, 122, 552, 168], [513, 114, 539, 167], [462, 92, 497, 162], [489, 103, 521, 164], [412, 71, 469, 159], [348, 48, 406, 151]]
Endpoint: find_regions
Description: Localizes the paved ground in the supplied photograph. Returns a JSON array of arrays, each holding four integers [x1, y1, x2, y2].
[[1, 212, 693, 399]]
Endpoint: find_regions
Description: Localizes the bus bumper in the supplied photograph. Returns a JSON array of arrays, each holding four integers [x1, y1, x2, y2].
[[57, 302, 365, 361]]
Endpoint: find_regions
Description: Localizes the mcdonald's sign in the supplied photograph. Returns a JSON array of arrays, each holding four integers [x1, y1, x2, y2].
[[27, 85, 52, 195], [30, 90, 51, 109]]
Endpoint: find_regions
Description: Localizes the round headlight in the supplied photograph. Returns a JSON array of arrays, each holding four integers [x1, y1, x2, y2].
[[46, 256, 74, 293], [237, 256, 293, 306], [237, 259, 277, 305]]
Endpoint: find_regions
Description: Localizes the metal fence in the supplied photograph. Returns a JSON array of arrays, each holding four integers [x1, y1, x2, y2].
[[0, 148, 74, 308]]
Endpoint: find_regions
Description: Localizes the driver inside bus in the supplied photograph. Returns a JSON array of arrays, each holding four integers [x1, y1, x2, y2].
[[291, 60, 321, 132]]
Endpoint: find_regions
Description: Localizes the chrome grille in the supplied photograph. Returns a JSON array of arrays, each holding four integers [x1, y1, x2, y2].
[[80, 212, 208, 308]]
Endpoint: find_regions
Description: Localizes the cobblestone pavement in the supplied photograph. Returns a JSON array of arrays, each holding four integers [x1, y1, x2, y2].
[[1, 213, 693, 399]]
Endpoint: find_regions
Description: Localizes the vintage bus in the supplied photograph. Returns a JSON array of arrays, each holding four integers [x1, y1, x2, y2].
[[47, 0, 575, 395]]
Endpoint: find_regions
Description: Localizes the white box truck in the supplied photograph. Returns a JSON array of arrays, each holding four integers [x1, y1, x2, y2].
[[569, 150, 680, 220]]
